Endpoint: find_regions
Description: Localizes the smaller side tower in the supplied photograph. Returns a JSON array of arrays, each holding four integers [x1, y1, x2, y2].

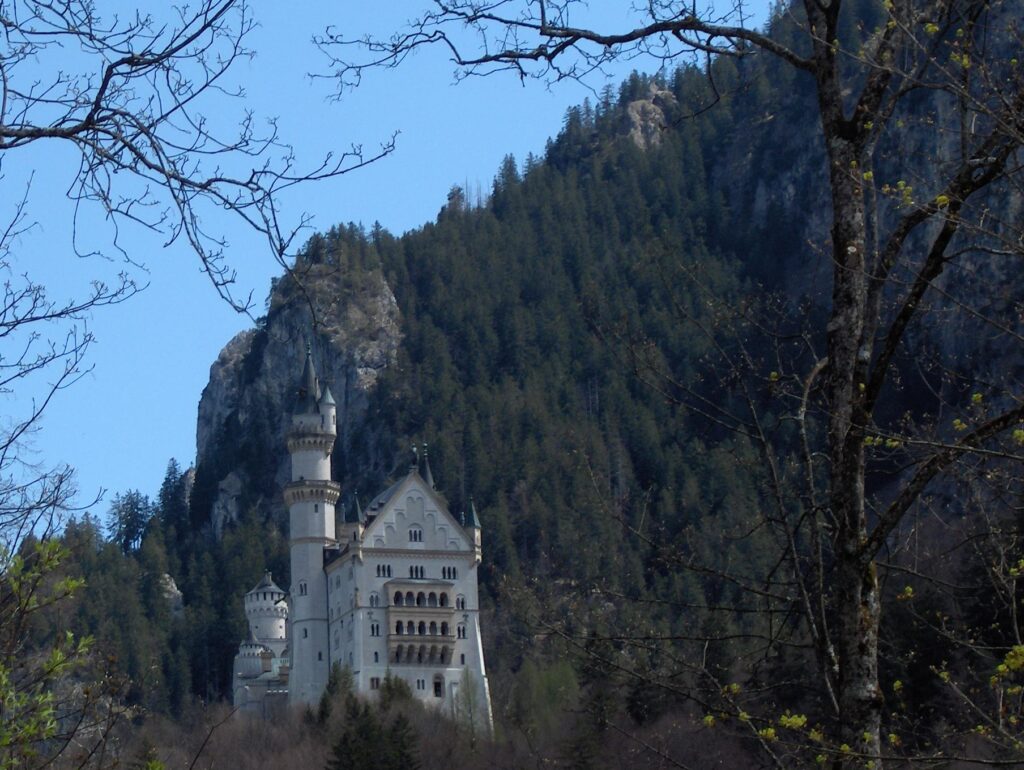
[[232, 572, 290, 713], [244, 572, 288, 657]]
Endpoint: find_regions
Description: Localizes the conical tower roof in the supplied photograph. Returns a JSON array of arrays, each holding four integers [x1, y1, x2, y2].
[[248, 571, 284, 597], [295, 343, 320, 414], [468, 497, 482, 529]]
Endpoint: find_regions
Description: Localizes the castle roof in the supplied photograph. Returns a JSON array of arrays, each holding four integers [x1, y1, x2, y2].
[[366, 478, 403, 513], [467, 498, 482, 529], [421, 444, 435, 489], [248, 571, 284, 597], [319, 384, 336, 406], [294, 344, 321, 414], [343, 496, 365, 523]]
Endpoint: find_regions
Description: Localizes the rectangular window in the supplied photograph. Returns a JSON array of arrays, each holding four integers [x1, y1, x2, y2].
[[370, 677, 381, 690]]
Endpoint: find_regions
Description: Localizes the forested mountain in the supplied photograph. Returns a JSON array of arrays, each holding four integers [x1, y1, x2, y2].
[[44, 0, 1024, 765]]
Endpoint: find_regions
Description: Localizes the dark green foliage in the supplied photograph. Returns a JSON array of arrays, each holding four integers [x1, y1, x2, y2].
[[107, 490, 154, 555], [326, 693, 421, 770]]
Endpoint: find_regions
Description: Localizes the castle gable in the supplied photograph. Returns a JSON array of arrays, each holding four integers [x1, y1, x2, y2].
[[362, 472, 469, 551]]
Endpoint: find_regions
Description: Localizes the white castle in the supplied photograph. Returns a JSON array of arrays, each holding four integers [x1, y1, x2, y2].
[[232, 346, 492, 725]]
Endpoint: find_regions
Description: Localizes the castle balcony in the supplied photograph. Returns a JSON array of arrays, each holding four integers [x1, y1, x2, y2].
[[387, 636, 455, 666], [386, 607, 457, 640], [283, 479, 341, 507], [384, 581, 455, 610], [286, 429, 335, 454]]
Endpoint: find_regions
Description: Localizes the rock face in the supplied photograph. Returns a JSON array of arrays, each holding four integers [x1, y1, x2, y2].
[[623, 83, 676, 150], [195, 263, 401, 530]]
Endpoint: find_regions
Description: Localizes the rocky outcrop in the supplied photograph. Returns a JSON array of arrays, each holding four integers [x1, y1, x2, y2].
[[195, 262, 401, 530], [623, 83, 676, 150]]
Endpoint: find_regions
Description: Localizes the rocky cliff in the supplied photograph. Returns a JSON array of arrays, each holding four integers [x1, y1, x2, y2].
[[194, 260, 401, 534]]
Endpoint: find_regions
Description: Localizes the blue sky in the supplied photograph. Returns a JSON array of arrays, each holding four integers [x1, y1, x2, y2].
[[4, 2, 770, 517]]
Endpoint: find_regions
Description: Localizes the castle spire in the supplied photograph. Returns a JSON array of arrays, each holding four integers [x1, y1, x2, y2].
[[422, 442, 435, 489], [295, 341, 320, 414]]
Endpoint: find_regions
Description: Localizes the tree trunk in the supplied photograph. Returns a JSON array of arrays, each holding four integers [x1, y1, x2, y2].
[[822, 115, 884, 768]]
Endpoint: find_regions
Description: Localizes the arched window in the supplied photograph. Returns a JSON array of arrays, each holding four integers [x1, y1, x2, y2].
[[369, 592, 380, 608], [456, 595, 466, 610], [418, 621, 426, 635], [405, 591, 414, 605], [299, 581, 308, 596], [441, 622, 449, 636], [457, 624, 466, 639], [439, 593, 449, 607], [374, 651, 379, 663], [406, 621, 414, 635], [433, 675, 444, 698], [394, 591, 403, 606], [395, 648, 402, 663], [396, 621, 403, 635], [418, 645, 426, 663], [409, 527, 423, 542], [428, 592, 437, 607], [429, 621, 437, 635], [416, 592, 425, 607]]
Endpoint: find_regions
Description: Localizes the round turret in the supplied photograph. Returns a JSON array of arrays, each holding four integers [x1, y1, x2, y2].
[[235, 628, 272, 679], [245, 571, 288, 652]]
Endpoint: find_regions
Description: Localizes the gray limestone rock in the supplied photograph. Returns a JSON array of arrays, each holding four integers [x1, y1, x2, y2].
[[195, 262, 401, 531]]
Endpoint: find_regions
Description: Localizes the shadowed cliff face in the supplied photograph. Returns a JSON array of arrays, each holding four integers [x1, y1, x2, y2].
[[194, 262, 401, 533]]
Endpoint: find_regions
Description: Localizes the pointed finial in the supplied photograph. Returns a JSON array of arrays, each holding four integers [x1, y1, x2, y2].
[[422, 442, 435, 488], [468, 496, 481, 529]]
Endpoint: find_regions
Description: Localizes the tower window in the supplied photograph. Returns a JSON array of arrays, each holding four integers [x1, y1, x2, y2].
[[303, 628, 309, 638], [374, 651, 379, 663], [299, 581, 308, 596], [314, 503, 318, 512], [460, 654, 465, 665]]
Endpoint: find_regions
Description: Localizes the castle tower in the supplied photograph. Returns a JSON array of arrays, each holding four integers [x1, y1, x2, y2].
[[244, 572, 288, 658], [285, 345, 340, 705]]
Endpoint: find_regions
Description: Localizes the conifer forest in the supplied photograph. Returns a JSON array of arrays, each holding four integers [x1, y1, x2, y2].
[[3, 0, 1024, 767]]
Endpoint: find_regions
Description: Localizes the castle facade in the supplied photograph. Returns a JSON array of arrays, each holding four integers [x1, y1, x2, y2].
[[232, 347, 491, 725]]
